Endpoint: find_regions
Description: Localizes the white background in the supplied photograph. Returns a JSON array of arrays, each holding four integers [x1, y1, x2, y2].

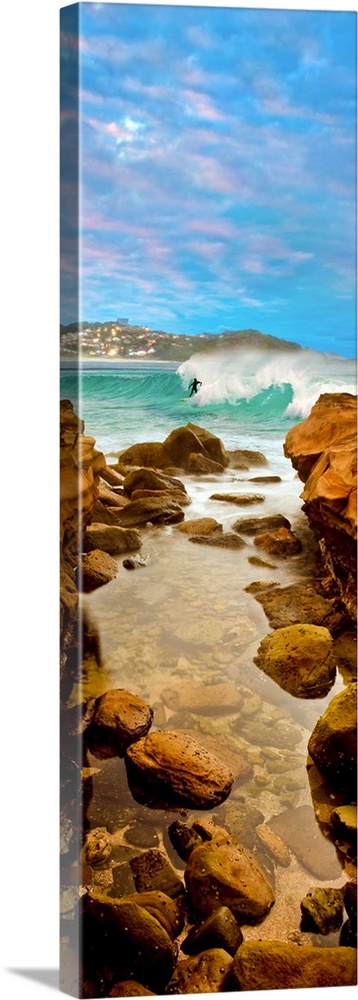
[[0, 1, 356, 998]]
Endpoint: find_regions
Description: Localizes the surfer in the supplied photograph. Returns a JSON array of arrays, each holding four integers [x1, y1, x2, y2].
[[188, 377, 202, 396]]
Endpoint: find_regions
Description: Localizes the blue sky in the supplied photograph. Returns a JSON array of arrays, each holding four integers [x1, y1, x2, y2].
[[61, 3, 357, 356]]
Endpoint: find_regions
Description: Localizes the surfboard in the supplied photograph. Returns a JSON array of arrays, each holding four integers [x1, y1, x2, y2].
[[178, 397, 190, 401]]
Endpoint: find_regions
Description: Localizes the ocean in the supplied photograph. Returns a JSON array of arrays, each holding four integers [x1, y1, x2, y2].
[[61, 343, 356, 944]]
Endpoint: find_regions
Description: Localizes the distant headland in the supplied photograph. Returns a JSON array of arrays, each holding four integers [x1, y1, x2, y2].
[[60, 320, 302, 362]]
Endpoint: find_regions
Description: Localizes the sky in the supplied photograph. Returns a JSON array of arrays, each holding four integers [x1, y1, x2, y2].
[[61, 2, 357, 356]]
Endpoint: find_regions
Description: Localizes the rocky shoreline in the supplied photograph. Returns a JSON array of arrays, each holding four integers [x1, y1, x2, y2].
[[60, 394, 357, 997]]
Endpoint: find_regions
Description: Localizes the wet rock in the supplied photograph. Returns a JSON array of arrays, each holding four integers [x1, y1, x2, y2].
[[100, 466, 125, 488], [227, 448, 268, 467], [254, 526, 302, 557], [181, 906, 243, 957], [130, 849, 184, 899], [267, 804, 342, 879], [189, 532, 246, 549], [219, 802, 265, 850], [187, 453, 225, 474], [86, 689, 153, 759], [344, 881, 357, 923], [236, 716, 302, 750], [115, 496, 185, 527], [175, 516, 222, 536], [170, 617, 229, 645], [254, 824, 291, 868], [109, 982, 155, 997], [254, 624, 335, 698], [231, 940, 357, 990], [162, 426, 209, 468], [308, 683, 357, 792], [123, 468, 187, 498], [125, 731, 234, 809], [91, 499, 129, 526], [80, 549, 119, 591], [168, 821, 204, 862], [130, 488, 190, 507], [340, 919, 357, 948], [122, 554, 150, 570], [166, 948, 232, 994], [248, 554, 277, 568], [116, 441, 169, 469], [254, 583, 342, 632], [84, 524, 142, 555], [121, 890, 185, 938], [333, 630, 357, 681], [160, 681, 242, 716], [249, 475, 282, 483], [179, 731, 253, 785], [98, 482, 129, 508], [233, 513, 290, 534], [331, 805, 357, 840], [82, 894, 177, 993], [300, 886, 344, 934], [186, 423, 229, 467], [210, 492, 265, 505], [185, 828, 275, 923], [245, 580, 277, 593], [83, 827, 113, 866], [124, 822, 159, 849]]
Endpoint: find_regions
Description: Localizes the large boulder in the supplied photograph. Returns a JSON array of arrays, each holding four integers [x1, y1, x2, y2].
[[187, 423, 229, 467], [83, 524, 142, 555], [125, 730, 234, 809], [254, 583, 342, 633], [163, 426, 207, 467], [85, 688, 153, 759], [308, 682, 357, 792], [116, 441, 169, 468], [231, 940, 357, 991], [185, 832, 275, 923], [284, 393, 357, 619], [123, 467, 187, 498], [254, 624, 336, 698], [175, 516, 222, 536], [233, 513, 290, 535], [80, 549, 118, 591], [114, 496, 185, 527]]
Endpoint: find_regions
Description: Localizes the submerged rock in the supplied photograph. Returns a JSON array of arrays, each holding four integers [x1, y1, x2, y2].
[[267, 804, 342, 879], [129, 850, 184, 899], [254, 624, 336, 698], [181, 906, 243, 957], [85, 689, 153, 759], [189, 532, 246, 549], [125, 730, 234, 809], [254, 583, 343, 632], [122, 554, 150, 570], [308, 682, 357, 792], [231, 940, 357, 990], [300, 886, 344, 934], [209, 492, 264, 504], [254, 526, 302, 557], [166, 948, 233, 994], [175, 516, 222, 536], [160, 681, 242, 716], [185, 832, 275, 923]]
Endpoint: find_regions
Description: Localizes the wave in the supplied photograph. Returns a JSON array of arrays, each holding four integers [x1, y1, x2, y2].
[[178, 346, 356, 420]]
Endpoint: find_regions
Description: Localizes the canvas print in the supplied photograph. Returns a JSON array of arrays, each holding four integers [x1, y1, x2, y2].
[[60, 3, 357, 996]]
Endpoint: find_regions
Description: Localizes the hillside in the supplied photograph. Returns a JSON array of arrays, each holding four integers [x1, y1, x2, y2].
[[60, 321, 302, 361]]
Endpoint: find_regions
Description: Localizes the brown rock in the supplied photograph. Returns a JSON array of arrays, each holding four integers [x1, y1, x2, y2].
[[300, 886, 344, 934], [115, 497, 185, 527], [181, 906, 243, 957], [189, 532, 246, 549], [83, 523, 142, 555], [160, 681, 242, 716], [98, 482, 128, 507], [129, 850, 184, 899], [116, 441, 168, 468], [123, 467, 187, 498], [80, 549, 118, 591], [254, 824, 291, 867], [86, 688, 153, 759], [166, 948, 232, 994], [233, 513, 290, 534], [187, 453, 225, 474], [210, 492, 265, 505], [267, 804, 342, 879], [308, 682, 357, 792], [100, 466, 125, 488], [231, 940, 357, 991], [163, 426, 207, 467], [175, 517, 222, 536], [254, 624, 336, 698], [254, 525, 302, 557], [185, 835, 275, 923], [125, 731, 234, 809], [91, 499, 130, 525], [227, 448, 268, 467], [109, 983, 155, 997], [254, 582, 342, 632], [186, 423, 229, 466], [119, 891, 184, 938]]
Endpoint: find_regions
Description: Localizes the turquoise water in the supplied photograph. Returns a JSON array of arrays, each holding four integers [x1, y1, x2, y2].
[[60, 345, 356, 459]]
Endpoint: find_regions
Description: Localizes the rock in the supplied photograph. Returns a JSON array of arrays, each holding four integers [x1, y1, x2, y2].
[[129, 849, 184, 899], [166, 948, 233, 994], [83, 827, 112, 866], [284, 393, 357, 619], [123, 468, 187, 498], [163, 426, 208, 467], [222, 802, 265, 850], [308, 683, 357, 792], [130, 488, 190, 507], [116, 441, 169, 469], [100, 466, 125, 488], [344, 881, 357, 923], [85, 689, 153, 759], [175, 517, 222, 536], [185, 834, 275, 923], [160, 681, 242, 716], [249, 475, 282, 483], [231, 940, 357, 991], [187, 453, 225, 474], [333, 630, 357, 681], [245, 580, 278, 593], [210, 492, 265, 505], [254, 824, 291, 867], [180, 732, 253, 786], [186, 423, 229, 467], [181, 906, 243, 957], [254, 624, 336, 698], [115, 496, 185, 526], [189, 532, 246, 549], [120, 891, 185, 938], [227, 449, 268, 467], [254, 583, 342, 632], [98, 482, 129, 507], [80, 549, 118, 591], [340, 919, 357, 948], [267, 805, 342, 879], [233, 513, 290, 535], [331, 804, 357, 839], [123, 554, 150, 570], [82, 894, 177, 993], [166, 948, 232, 995], [109, 982, 155, 997], [168, 821, 204, 862], [300, 886, 344, 934], [236, 716, 302, 750], [125, 731, 234, 809], [254, 526, 302, 557], [91, 499, 130, 525], [84, 524, 142, 555], [248, 555, 277, 568]]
